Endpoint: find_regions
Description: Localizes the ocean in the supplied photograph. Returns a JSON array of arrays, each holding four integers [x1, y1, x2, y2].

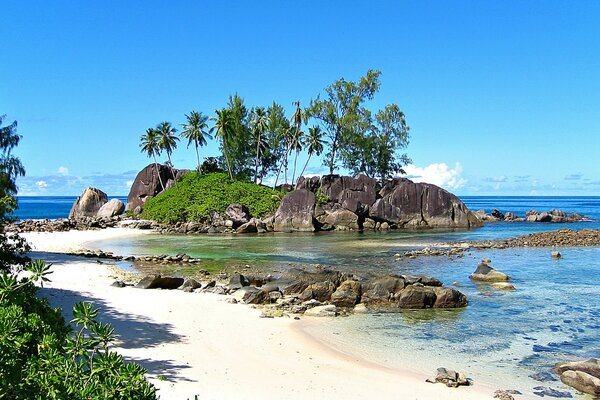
[[14, 195, 600, 397], [14, 196, 128, 220]]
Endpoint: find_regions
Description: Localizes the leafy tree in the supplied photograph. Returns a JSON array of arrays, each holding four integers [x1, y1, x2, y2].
[[181, 111, 211, 171], [198, 156, 224, 175], [210, 108, 235, 179], [299, 126, 325, 179], [289, 101, 305, 185], [155, 121, 179, 183], [305, 70, 382, 175], [263, 103, 289, 187], [250, 106, 268, 183], [139, 128, 165, 191], [0, 115, 28, 272], [224, 94, 253, 179]]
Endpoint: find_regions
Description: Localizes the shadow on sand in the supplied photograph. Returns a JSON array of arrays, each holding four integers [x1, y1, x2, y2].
[[33, 251, 193, 382]]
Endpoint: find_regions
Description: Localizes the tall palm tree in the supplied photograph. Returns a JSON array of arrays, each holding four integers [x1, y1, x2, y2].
[[156, 121, 179, 185], [181, 111, 211, 171], [288, 101, 303, 184], [299, 126, 325, 179], [210, 109, 234, 179], [250, 106, 268, 183], [139, 127, 165, 191]]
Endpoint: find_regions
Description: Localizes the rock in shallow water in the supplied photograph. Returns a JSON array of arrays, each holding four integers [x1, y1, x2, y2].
[[532, 386, 573, 398], [560, 370, 600, 396], [469, 261, 511, 282]]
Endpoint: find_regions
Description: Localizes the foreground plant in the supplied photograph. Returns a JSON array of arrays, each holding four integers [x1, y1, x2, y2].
[[0, 260, 157, 399]]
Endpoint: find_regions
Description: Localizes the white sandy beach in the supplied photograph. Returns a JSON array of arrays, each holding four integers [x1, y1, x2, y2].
[[23, 228, 505, 400]]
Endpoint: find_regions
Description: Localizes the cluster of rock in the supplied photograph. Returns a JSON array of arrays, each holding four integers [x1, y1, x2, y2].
[[395, 247, 466, 259], [473, 208, 587, 223], [453, 229, 600, 249], [8, 216, 123, 233], [270, 175, 481, 232], [130, 268, 468, 314], [425, 367, 471, 388], [554, 358, 600, 396], [69, 187, 125, 219], [7, 216, 158, 233], [66, 249, 202, 265]]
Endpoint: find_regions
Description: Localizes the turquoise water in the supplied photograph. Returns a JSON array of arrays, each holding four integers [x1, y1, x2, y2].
[[30, 196, 600, 397]]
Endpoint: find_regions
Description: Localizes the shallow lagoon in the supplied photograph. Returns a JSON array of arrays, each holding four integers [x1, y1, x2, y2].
[[89, 197, 600, 397]]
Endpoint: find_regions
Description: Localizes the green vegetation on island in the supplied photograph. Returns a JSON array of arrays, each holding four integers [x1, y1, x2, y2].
[[140, 172, 283, 224], [0, 115, 158, 399], [139, 70, 411, 186]]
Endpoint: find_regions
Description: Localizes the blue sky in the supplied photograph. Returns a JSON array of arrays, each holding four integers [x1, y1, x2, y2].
[[2, 1, 599, 196]]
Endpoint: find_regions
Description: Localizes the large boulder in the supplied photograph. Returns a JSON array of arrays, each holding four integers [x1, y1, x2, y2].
[[225, 204, 251, 227], [555, 358, 600, 379], [125, 163, 180, 213], [96, 198, 125, 218], [370, 179, 481, 228], [322, 209, 360, 230], [330, 280, 362, 307], [69, 187, 108, 219], [135, 275, 184, 289], [273, 189, 316, 232], [560, 370, 600, 396], [278, 269, 343, 295]]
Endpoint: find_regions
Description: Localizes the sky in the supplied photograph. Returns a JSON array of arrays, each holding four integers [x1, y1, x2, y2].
[[1, 1, 599, 196]]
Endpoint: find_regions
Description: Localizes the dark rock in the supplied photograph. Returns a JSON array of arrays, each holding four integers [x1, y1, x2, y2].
[[135, 275, 184, 289], [273, 189, 316, 232], [232, 287, 269, 304], [529, 372, 558, 382], [97, 198, 125, 218], [111, 280, 126, 288], [491, 209, 505, 220], [397, 286, 437, 308], [125, 163, 180, 212], [370, 178, 481, 228], [180, 278, 202, 291], [532, 386, 573, 398], [404, 274, 443, 287], [228, 274, 250, 290], [361, 275, 406, 305], [295, 175, 321, 192], [299, 281, 336, 302], [433, 287, 468, 308], [279, 269, 342, 295], [330, 280, 362, 307], [69, 187, 108, 219], [225, 204, 251, 228]]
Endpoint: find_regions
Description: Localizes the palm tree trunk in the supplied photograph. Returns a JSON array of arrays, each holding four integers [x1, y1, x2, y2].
[[223, 144, 233, 179], [195, 141, 200, 172], [273, 160, 283, 190], [153, 155, 165, 191], [299, 152, 312, 181], [167, 154, 177, 187], [292, 149, 300, 185], [254, 132, 260, 184]]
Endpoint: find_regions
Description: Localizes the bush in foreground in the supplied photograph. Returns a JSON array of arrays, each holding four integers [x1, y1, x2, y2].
[[0, 260, 157, 399], [141, 172, 282, 224]]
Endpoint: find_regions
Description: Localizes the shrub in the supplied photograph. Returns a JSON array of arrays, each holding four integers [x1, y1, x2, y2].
[[141, 172, 283, 223], [0, 261, 157, 399]]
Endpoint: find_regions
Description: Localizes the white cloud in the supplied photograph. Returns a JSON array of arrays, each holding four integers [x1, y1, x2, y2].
[[35, 180, 48, 189], [57, 166, 69, 176], [403, 162, 467, 190]]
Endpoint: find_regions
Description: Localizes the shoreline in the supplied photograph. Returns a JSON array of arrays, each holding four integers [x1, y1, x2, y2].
[[23, 228, 504, 399]]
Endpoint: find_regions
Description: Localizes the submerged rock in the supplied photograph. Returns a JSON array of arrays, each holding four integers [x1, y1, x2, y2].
[[532, 386, 573, 398]]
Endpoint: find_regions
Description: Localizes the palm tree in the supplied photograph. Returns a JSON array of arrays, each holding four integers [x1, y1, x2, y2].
[[181, 111, 211, 171], [250, 106, 268, 183], [299, 126, 325, 179], [139, 127, 165, 191], [210, 109, 234, 179], [156, 121, 179, 185], [288, 101, 303, 184]]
